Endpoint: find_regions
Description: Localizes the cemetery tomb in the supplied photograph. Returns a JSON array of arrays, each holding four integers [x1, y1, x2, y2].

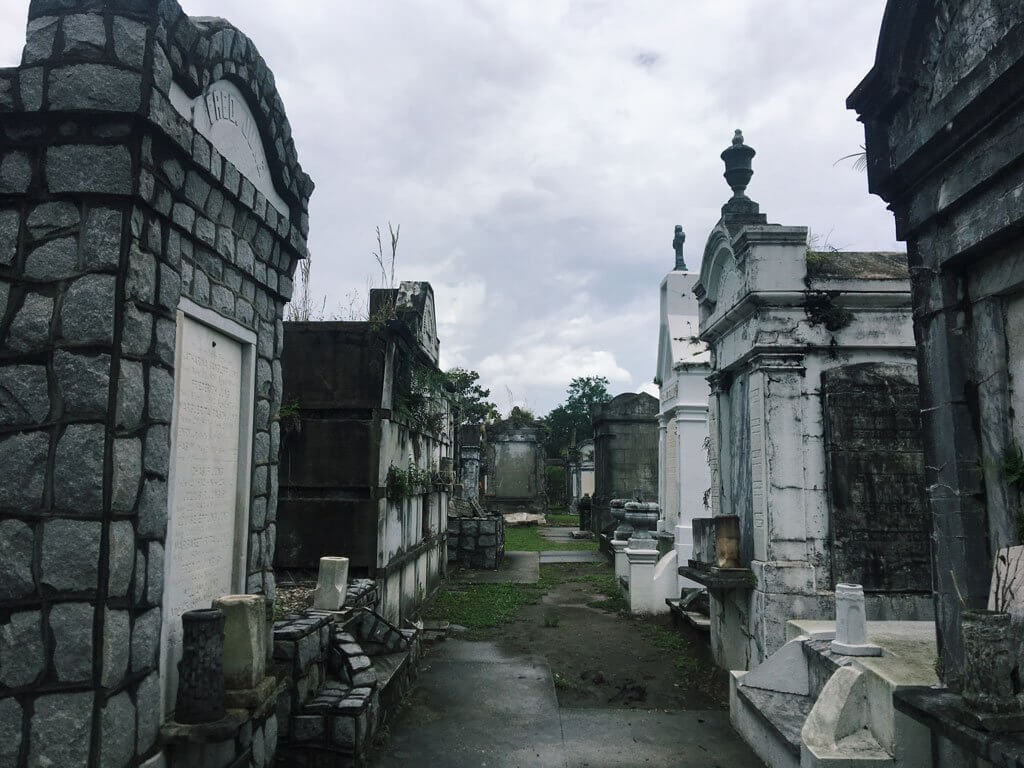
[[590, 392, 659, 538], [276, 283, 451, 625], [688, 131, 932, 672], [851, 0, 1024, 761], [0, 0, 312, 764], [482, 410, 548, 519]]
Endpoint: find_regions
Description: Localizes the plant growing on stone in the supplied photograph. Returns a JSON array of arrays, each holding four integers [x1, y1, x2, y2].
[[393, 361, 450, 436], [275, 400, 302, 436], [386, 462, 432, 501], [368, 222, 400, 329], [1000, 443, 1024, 543]]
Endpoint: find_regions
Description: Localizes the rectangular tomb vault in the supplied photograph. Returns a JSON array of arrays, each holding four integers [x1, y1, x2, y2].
[[160, 304, 256, 716]]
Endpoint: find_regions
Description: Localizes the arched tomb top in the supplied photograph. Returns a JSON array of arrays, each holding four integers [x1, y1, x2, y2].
[[157, 7, 314, 214]]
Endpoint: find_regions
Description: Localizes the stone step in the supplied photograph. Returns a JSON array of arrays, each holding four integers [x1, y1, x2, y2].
[[733, 681, 816, 760]]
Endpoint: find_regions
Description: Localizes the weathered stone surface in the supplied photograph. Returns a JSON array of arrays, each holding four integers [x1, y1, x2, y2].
[[101, 608, 129, 686], [29, 692, 93, 767], [0, 697, 22, 767], [54, 423, 105, 513], [113, 16, 147, 68], [0, 209, 18, 265], [81, 206, 122, 269], [0, 364, 49, 425], [126, 242, 156, 304], [0, 610, 43, 686], [112, 437, 142, 512], [26, 201, 79, 238], [115, 358, 144, 429], [138, 478, 167, 539], [0, 281, 8, 321], [0, 430, 48, 508], [61, 13, 106, 58], [47, 144, 132, 195], [55, 351, 110, 414], [50, 601, 94, 681], [122, 302, 152, 355], [41, 519, 101, 591], [131, 607, 161, 673], [144, 424, 170, 477], [101, 690, 136, 768], [24, 236, 77, 280], [158, 263, 181, 310], [147, 541, 163, 604], [23, 15, 58, 64], [48, 64, 142, 112], [7, 292, 53, 352], [0, 519, 34, 599], [0, 151, 31, 193], [155, 316, 175, 364], [136, 672, 161, 754], [61, 274, 116, 343], [20, 66, 43, 111], [148, 366, 173, 422], [108, 520, 134, 597]]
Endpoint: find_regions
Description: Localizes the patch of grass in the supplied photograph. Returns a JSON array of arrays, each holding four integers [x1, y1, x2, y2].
[[542, 613, 561, 628], [546, 513, 580, 526], [552, 671, 588, 693], [505, 526, 598, 552]]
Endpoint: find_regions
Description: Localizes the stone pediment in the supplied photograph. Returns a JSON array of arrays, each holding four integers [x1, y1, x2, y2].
[[169, 79, 289, 218]]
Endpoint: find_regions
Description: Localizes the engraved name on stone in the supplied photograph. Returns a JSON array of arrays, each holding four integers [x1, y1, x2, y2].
[[168, 79, 289, 218]]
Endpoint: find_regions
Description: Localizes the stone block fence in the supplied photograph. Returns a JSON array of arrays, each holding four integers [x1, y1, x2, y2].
[[447, 515, 505, 570]]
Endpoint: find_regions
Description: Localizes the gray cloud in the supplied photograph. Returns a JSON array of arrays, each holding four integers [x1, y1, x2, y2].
[[0, 0, 897, 413]]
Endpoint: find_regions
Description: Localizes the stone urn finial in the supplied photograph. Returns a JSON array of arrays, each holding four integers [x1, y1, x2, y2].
[[721, 129, 756, 199]]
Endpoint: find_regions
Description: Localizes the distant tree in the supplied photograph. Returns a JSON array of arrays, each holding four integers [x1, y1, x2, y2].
[[542, 376, 612, 457], [445, 368, 499, 426]]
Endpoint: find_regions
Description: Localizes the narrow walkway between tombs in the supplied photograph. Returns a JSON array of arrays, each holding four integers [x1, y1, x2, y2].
[[368, 524, 764, 767]]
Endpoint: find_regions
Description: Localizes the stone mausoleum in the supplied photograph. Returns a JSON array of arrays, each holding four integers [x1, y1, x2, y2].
[[482, 409, 547, 519], [0, 0, 311, 765], [654, 225, 711, 589], [851, 1, 1024, 762], [276, 283, 452, 625], [687, 132, 933, 672], [590, 392, 659, 538]]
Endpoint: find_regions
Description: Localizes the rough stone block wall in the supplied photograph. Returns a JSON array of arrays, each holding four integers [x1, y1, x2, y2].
[[0, 1, 311, 765], [447, 515, 505, 570]]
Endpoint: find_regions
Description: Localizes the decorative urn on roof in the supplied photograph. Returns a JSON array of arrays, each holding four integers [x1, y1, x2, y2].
[[721, 129, 756, 199]]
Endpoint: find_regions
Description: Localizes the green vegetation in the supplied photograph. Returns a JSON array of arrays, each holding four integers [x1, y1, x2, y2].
[[504, 526, 597, 552], [546, 513, 579, 527], [385, 462, 432, 501], [445, 368, 499, 425], [542, 376, 612, 458], [545, 464, 567, 506]]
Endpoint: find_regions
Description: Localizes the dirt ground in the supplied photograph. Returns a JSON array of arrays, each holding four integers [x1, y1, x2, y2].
[[494, 574, 728, 710]]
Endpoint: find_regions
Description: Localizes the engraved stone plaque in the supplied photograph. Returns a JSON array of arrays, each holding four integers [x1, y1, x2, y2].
[[823, 364, 931, 592], [490, 442, 535, 498], [162, 315, 246, 714]]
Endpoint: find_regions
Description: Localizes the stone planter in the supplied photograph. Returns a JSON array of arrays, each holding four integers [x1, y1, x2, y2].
[[624, 501, 660, 541], [962, 610, 1024, 722], [610, 498, 632, 540]]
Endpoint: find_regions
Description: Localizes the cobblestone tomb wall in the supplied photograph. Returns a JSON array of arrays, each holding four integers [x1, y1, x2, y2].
[[0, 1, 312, 765]]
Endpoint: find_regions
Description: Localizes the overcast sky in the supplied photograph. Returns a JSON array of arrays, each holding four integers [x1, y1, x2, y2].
[[1, 1, 898, 414]]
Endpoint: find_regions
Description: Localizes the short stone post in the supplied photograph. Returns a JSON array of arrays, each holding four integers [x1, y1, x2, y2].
[[313, 556, 350, 610], [831, 583, 882, 657], [676, 521, 699, 590], [175, 608, 226, 724], [213, 595, 268, 690], [625, 535, 661, 614]]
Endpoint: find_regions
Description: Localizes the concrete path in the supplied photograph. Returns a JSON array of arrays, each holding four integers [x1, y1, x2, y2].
[[538, 550, 605, 564], [370, 640, 764, 768], [450, 551, 539, 584]]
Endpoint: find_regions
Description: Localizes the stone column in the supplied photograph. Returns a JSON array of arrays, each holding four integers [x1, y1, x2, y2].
[[212, 595, 267, 690], [175, 609, 226, 724], [657, 418, 668, 532]]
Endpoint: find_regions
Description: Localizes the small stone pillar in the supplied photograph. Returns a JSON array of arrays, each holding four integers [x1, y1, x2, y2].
[[676, 521, 699, 590], [578, 494, 592, 531], [313, 556, 350, 610], [625, 535, 660, 614], [175, 608, 226, 724], [831, 583, 882, 657], [213, 595, 268, 690], [613, 538, 630, 586]]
